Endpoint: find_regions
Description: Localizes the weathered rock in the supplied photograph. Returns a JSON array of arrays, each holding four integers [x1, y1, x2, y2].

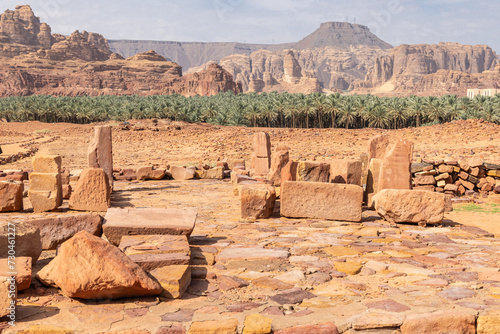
[[240, 185, 276, 219], [119, 235, 190, 256], [88, 125, 113, 190], [281, 161, 298, 183], [0, 257, 31, 291], [216, 246, 289, 264], [195, 167, 224, 179], [373, 189, 446, 225], [296, 161, 330, 182], [188, 319, 238, 334], [334, 261, 363, 275], [274, 323, 339, 334], [477, 312, 500, 334], [377, 139, 413, 192], [36, 231, 162, 299], [30, 214, 103, 250], [411, 162, 433, 174], [62, 184, 72, 199], [150, 265, 191, 299], [28, 172, 62, 213], [365, 158, 382, 207], [269, 287, 315, 305], [136, 166, 166, 180], [0, 180, 23, 212], [0, 221, 42, 263], [400, 310, 475, 334], [103, 208, 196, 246], [414, 175, 437, 186], [170, 166, 196, 180], [32, 154, 61, 173], [281, 181, 363, 222], [268, 149, 289, 186], [69, 168, 110, 212], [0, 277, 15, 319], [242, 314, 273, 334], [329, 159, 362, 186], [367, 134, 390, 162]]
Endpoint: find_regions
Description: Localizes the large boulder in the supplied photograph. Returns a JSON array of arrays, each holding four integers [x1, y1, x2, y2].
[[0, 180, 23, 212], [69, 168, 110, 212], [0, 222, 42, 264], [373, 189, 446, 225], [281, 181, 363, 222], [36, 231, 162, 299], [29, 214, 103, 250]]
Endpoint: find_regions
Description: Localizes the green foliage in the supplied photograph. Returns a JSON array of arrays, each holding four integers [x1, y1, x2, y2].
[[454, 203, 500, 215], [0, 92, 499, 129]]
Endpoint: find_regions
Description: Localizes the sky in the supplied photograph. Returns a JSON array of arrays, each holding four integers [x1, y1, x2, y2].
[[2, 0, 499, 52]]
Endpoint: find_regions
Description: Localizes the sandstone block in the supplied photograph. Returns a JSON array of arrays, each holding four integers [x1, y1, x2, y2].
[[268, 150, 289, 186], [69, 168, 110, 212], [413, 185, 435, 191], [189, 319, 238, 334], [119, 235, 190, 256], [0, 278, 15, 318], [137, 166, 166, 180], [377, 139, 413, 192], [30, 214, 103, 250], [281, 181, 363, 222], [365, 158, 382, 207], [254, 157, 271, 176], [254, 132, 271, 158], [477, 312, 500, 334], [296, 161, 330, 183], [373, 189, 446, 225], [216, 246, 289, 264], [329, 159, 362, 186], [281, 161, 298, 183], [0, 180, 23, 212], [88, 125, 113, 190], [195, 167, 224, 179], [29, 172, 62, 212], [400, 310, 475, 334], [243, 314, 273, 334], [438, 164, 454, 174], [150, 265, 191, 299], [0, 257, 31, 291], [414, 175, 436, 186], [103, 208, 196, 246], [411, 162, 433, 174], [170, 166, 196, 180], [240, 185, 276, 219], [367, 134, 389, 161], [62, 184, 72, 199], [274, 323, 338, 334], [32, 154, 61, 173], [36, 231, 162, 299], [487, 170, 500, 177], [0, 222, 42, 263]]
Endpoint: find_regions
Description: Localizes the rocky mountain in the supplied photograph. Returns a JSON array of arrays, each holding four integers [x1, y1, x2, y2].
[[0, 5, 241, 97], [108, 22, 392, 72]]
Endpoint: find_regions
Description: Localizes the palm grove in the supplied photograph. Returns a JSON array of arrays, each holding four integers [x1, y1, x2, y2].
[[0, 92, 499, 129]]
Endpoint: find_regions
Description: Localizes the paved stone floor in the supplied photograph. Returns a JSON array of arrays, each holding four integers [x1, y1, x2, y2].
[[3, 179, 500, 333]]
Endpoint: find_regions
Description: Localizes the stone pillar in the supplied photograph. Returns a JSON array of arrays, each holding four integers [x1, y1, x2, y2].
[[88, 125, 113, 191], [367, 134, 390, 162], [29, 155, 62, 213], [268, 147, 289, 186], [253, 132, 271, 176], [365, 158, 382, 208], [377, 139, 414, 193]]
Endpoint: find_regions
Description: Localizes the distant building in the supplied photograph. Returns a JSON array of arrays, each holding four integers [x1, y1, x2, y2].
[[467, 88, 500, 98]]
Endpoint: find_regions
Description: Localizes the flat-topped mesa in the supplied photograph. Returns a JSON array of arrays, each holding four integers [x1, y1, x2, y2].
[[126, 50, 168, 62]]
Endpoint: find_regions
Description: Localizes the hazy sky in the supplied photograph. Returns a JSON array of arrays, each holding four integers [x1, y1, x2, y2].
[[3, 0, 499, 52]]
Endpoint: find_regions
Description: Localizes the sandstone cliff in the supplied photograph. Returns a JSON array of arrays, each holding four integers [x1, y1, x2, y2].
[[0, 5, 111, 61], [0, 51, 241, 97]]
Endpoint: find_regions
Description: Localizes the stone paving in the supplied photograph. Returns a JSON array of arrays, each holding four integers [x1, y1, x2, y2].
[[3, 179, 500, 333]]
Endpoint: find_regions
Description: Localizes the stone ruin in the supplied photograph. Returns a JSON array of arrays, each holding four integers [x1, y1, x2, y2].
[[2, 128, 500, 333]]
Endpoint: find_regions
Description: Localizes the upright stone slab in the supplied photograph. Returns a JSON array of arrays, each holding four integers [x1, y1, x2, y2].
[[88, 125, 113, 190], [268, 149, 289, 186], [281, 181, 363, 222], [368, 134, 390, 162], [330, 159, 362, 186], [254, 132, 271, 176], [69, 168, 110, 212], [281, 161, 298, 184], [103, 208, 197, 246], [377, 139, 413, 193], [365, 158, 382, 207], [0, 180, 23, 212]]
